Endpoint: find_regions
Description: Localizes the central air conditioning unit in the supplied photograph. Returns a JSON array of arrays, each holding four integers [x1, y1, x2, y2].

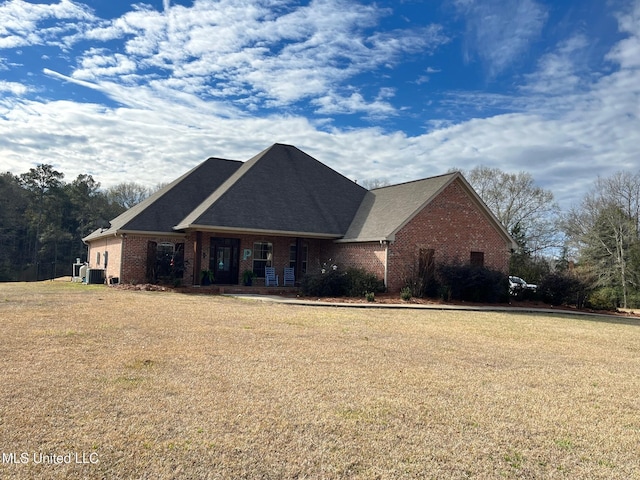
[[86, 268, 105, 285]]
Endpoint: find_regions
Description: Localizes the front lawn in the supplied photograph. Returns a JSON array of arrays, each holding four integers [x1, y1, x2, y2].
[[0, 281, 638, 479]]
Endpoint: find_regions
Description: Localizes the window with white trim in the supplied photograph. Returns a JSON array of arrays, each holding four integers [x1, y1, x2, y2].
[[253, 242, 273, 278]]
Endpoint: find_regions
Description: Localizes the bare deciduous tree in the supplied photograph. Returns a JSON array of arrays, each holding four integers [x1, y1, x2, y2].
[[564, 171, 640, 308], [455, 166, 561, 255], [105, 182, 150, 209], [359, 178, 391, 190]]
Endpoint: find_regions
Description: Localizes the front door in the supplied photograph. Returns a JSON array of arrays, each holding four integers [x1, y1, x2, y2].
[[210, 238, 240, 284]]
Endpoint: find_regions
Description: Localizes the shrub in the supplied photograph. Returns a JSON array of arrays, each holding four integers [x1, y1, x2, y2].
[[300, 270, 347, 297], [365, 292, 375, 302], [401, 263, 439, 298], [538, 272, 588, 307], [586, 287, 619, 311], [436, 264, 508, 303], [300, 267, 384, 298], [344, 267, 384, 297], [400, 287, 412, 301]]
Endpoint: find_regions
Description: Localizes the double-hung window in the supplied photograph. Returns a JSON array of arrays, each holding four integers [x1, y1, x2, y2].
[[253, 242, 273, 277]]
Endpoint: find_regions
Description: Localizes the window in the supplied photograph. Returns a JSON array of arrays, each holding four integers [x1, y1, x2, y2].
[[253, 242, 273, 277], [470, 251, 484, 267], [96, 252, 101, 267], [289, 243, 308, 273], [157, 242, 174, 278]]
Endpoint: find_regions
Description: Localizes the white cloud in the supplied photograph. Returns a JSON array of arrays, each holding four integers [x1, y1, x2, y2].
[[69, 0, 448, 115], [72, 49, 138, 81], [520, 34, 591, 95], [0, 80, 26, 95], [455, 0, 548, 78], [0, 0, 639, 218], [607, 0, 640, 68], [312, 91, 397, 117], [0, 0, 95, 49]]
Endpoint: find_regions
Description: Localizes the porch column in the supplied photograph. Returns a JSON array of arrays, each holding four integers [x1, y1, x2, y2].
[[295, 237, 303, 284], [194, 231, 202, 285]]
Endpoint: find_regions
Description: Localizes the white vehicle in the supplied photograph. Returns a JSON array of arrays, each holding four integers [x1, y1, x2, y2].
[[509, 276, 537, 295]]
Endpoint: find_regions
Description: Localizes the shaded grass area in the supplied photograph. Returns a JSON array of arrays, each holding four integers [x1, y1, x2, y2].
[[0, 281, 639, 479]]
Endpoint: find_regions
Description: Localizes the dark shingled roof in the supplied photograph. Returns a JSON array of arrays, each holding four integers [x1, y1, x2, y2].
[[84, 143, 513, 247], [83, 156, 242, 241], [174, 143, 368, 237]]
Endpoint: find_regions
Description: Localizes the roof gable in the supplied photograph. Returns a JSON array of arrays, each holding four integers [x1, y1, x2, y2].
[[341, 173, 457, 242], [341, 172, 515, 247], [175, 143, 367, 236]]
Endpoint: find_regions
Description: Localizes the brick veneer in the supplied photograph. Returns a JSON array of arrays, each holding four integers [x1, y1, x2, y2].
[[384, 179, 511, 292], [89, 234, 188, 284], [328, 242, 387, 279]]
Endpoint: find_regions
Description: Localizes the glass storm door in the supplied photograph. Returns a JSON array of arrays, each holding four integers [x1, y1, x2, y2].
[[210, 238, 240, 284]]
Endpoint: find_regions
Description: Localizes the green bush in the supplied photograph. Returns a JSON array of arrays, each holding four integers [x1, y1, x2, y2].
[[300, 267, 384, 298], [400, 287, 412, 301], [538, 272, 588, 307], [300, 270, 347, 297], [586, 287, 619, 311], [436, 264, 508, 303], [344, 267, 385, 297]]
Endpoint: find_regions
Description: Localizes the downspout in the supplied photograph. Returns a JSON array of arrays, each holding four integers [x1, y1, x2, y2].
[[381, 239, 389, 291], [119, 234, 125, 283]]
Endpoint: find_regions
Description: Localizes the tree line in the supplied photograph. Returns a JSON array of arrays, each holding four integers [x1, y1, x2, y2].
[[2, 163, 639, 309], [0, 165, 153, 281], [459, 166, 640, 309]]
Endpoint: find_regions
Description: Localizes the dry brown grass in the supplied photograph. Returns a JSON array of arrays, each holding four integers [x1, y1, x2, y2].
[[0, 281, 639, 479]]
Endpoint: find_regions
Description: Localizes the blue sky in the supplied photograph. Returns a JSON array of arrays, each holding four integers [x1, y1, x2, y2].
[[1, 0, 639, 210]]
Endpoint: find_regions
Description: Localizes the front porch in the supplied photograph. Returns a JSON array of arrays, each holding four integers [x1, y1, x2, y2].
[[186, 232, 331, 287]]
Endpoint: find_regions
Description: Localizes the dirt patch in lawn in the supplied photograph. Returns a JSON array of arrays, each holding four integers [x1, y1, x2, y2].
[[1, 281, 639, 479]]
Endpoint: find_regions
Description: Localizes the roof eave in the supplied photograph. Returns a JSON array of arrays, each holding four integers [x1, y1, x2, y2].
[[334, 235, 395, 244], [174, 224, 342, 239], [84, 229, 187, 243]]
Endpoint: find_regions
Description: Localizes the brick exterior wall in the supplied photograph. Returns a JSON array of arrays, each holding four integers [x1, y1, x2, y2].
[[385, 179, 511, 292], [88, 234, 187, 284], [328, 242, 387, 280]]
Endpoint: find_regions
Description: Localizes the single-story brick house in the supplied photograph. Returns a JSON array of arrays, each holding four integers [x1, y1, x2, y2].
[[83, 143, 515, 292]]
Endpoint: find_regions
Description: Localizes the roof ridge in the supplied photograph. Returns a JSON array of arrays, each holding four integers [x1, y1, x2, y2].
[[174, 144, 276, 230], [371, 171, 459, 191]]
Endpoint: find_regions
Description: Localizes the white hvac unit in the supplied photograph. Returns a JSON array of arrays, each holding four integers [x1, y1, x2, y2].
[[79, 264, 88, 283], [72, 259, 84, 282]]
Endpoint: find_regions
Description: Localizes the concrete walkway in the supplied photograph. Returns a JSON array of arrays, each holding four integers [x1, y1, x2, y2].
[[224, 294, 637, 320]]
